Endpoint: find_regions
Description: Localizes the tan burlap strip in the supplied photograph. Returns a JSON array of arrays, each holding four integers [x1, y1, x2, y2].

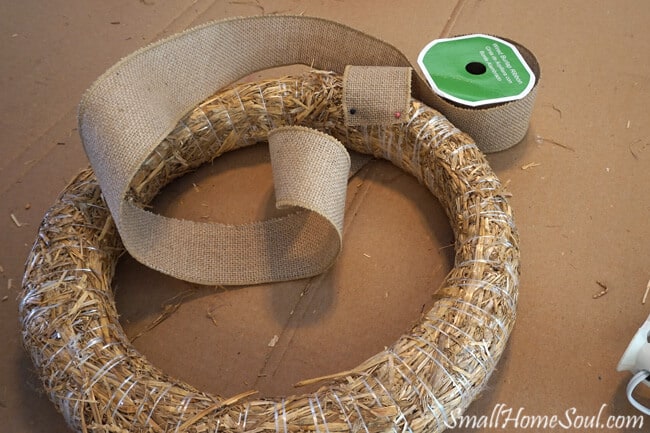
[[78, 15, 538, 285]]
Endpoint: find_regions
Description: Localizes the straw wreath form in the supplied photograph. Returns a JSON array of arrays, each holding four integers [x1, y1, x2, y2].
[[20, 71, 519, 433]]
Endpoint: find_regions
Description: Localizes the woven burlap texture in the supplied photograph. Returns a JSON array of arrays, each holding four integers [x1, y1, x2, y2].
[[343, 65, 411, 126], [269, 126, 350, 234]]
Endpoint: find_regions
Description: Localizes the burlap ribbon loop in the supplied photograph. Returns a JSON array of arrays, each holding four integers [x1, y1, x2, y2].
[[120, 125, 356, 286]]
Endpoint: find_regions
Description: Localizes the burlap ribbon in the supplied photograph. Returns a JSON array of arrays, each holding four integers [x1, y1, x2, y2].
[[78, 15, 538, 285]]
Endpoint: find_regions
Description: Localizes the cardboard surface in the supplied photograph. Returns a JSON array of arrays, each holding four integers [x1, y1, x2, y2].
[[1, 1, 649, 432]]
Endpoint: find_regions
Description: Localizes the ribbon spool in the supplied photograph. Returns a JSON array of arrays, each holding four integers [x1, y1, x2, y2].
[[19, 15, 533, 433], [418, 33, 540, 153]]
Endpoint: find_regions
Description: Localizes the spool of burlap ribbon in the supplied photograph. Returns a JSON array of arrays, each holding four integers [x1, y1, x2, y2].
[[79, 14, 538, 286], [419, 34, 540, 153]]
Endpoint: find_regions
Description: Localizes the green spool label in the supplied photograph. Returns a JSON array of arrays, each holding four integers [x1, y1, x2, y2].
[[417, 34, 535, 107]]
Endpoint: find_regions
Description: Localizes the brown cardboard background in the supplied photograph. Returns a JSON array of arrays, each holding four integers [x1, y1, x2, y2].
[[1, 1, 649, 432]]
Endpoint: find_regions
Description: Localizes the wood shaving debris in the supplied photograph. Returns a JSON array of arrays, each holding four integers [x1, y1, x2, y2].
[[363, 253, 371, 258], [131, 289, 196, 341], [1, 296, 8, 302], [627, 120, 631, 129], [592, 281, 608, 299], [439, 242, 454, 250], [192, 183, 200, 192], [131, 305, 180, 341], [24, 203, 31, 210], [268, 334, 279, 347], [229, 0, 265, 13], [206, 309, 219, 327], [10, 213, 23, 227], [521, 162, 541, 170], [629, 144, 639, 160], [551, 104, 562, 118], [0, 265, 4, 273], [535, 135, 575, 152], [643, 280, 650, 305], [7, 279, 13, 290], [550, 140, 575, 152]]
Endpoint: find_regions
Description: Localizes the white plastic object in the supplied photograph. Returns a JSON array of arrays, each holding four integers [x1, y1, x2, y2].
[[618, 312, 650, 415]]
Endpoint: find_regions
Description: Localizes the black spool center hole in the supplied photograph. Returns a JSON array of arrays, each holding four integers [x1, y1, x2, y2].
[[465, 62, 487, 75]]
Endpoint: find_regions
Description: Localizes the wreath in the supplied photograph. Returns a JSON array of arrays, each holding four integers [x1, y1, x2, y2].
[[19, 69, 519, 433]]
